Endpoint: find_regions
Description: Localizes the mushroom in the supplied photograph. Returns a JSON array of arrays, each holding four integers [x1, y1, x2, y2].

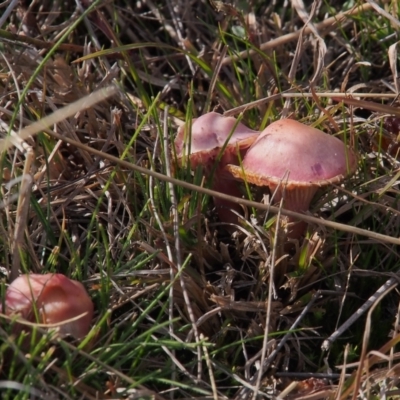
[[227, 119, 357, 238], [174, 112, 259, 227], [2, 273, 94, 339]]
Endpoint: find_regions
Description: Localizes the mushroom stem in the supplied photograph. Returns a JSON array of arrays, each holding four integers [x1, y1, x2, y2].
[[270, 183, 318, 238], [211, 171, 244, 227]]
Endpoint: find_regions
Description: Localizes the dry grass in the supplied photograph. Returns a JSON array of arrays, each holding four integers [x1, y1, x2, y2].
[[1, 0, 400, 399]]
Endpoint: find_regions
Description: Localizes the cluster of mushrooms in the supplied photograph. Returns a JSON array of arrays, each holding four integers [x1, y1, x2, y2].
[[1, 273, 93, 339], [174, 112, 357, 238], [0, 113, 357, 340]]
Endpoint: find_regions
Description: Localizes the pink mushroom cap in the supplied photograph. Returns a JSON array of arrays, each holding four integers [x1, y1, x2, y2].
[[228, 119, 356, 188], [174, 112, 259, 170], [227, 119, 357, 236], [2, 273, 94, 339]]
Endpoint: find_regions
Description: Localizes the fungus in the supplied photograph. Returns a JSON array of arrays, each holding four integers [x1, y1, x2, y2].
[[2, 273, 94, 339], [174, 112, 259, 227], [227, 119, 357, 238]]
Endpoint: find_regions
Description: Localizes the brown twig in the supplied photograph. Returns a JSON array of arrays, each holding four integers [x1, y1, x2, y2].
[[0, 29, 90, 53]]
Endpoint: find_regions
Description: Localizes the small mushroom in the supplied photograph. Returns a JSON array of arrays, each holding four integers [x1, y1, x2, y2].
[[174, 112, 259, 227], [2, 273, 94, 339], [227, 119, 357, 238]]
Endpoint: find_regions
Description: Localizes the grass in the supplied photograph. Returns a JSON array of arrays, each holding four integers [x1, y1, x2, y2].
[[1, 0, 400, 399]]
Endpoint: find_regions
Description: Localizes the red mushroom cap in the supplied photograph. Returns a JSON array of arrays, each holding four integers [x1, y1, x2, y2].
[[3, 273, 94, 339]]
